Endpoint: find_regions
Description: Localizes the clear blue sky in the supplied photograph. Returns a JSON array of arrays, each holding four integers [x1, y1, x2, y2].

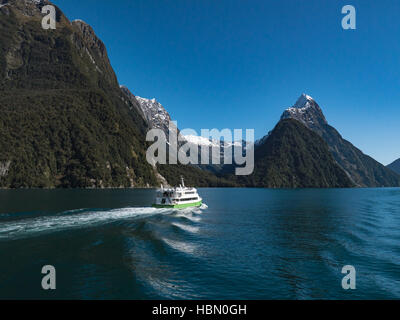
[[52, 0, 400, 165]]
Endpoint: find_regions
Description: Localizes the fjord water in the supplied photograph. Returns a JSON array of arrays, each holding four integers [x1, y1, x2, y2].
[[0, 188, 399, 299]]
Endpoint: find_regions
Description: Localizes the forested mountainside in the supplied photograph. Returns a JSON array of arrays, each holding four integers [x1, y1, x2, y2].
[[0, 0, 157, 188], [237, 119, 354, 188]]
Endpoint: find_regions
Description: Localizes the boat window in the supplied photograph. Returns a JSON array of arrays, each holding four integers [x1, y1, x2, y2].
[[178, 197, 198, 201]]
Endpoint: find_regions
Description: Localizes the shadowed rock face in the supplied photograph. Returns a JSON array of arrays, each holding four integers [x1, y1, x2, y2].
[[119, 85, 146, 120], [72, 20, 107, 58], [280, 94, 400, 187], [387, 158, 400, 174]]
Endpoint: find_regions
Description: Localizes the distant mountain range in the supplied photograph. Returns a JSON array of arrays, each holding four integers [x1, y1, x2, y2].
[[121, 88, 245, 174], [0, 0, 399, 189]]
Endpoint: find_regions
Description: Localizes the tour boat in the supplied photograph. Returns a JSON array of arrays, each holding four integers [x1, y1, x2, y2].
[[152, 177, 202, 209]]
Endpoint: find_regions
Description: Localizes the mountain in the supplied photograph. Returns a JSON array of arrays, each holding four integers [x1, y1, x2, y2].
[[119, 85, 239, 186], [0, 0, 229, 189], [183, 135, 247, 174], [0, 1, 396, 189], [122, 87, 244, 175], [134, 96, 172, 134], [387, 159, 400, 174], [119, 85, 146, 120], [120, 88, 174, 139], [0, 0, 158, 188], [280, 94, 400, 187], [238, 119, 354, 188]]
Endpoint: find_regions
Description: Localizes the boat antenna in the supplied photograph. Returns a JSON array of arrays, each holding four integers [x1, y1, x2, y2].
[[181, 176, 185, 188]]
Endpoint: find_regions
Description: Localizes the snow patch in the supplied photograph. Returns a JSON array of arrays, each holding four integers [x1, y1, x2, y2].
[[184, 135, 220, 147], [184, 135, 244, 148], [73, 19, 87, 24]]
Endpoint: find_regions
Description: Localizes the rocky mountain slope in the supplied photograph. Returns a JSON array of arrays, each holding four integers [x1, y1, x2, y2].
[[280, 94, 400, 187], [387, 158, 400, 174], [120, 87, 174, 138]]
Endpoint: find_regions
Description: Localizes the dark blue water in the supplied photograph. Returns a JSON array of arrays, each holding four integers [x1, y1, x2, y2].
[[0, 188, 399, 299]]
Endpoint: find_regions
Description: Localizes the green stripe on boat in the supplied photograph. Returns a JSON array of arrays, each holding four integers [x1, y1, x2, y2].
[[152, 201, 202, 209]]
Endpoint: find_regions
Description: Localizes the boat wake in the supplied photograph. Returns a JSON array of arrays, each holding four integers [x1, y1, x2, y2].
[[0, 207, 168, 240], [0, 203, 208, 241]]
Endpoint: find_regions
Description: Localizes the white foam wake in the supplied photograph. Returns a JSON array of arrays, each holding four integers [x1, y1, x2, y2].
[[162, 237, 197, 255], [0, 207, 172, 240], [171, 222, 200, 234]]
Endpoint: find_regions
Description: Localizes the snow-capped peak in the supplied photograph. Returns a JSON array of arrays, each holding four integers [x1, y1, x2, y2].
[[136, 96, 157, 104], [280, 93, 327, 127], [293, 93, 315, 109], [73, 19, 87, 24], [284, 93, 318, 115], [134, 95, 172, 133]]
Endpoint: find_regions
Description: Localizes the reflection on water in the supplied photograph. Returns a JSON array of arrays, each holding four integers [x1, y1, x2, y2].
[[0, 188, 399, 299]]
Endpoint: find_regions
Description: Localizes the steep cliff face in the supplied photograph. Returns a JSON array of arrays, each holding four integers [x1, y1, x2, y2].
[[119, 85, 146, 120], [280, 94, 400, 187], [119, 86, 181, 142], [134, 96, 174, 138], [0, 0, 157, 188]]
